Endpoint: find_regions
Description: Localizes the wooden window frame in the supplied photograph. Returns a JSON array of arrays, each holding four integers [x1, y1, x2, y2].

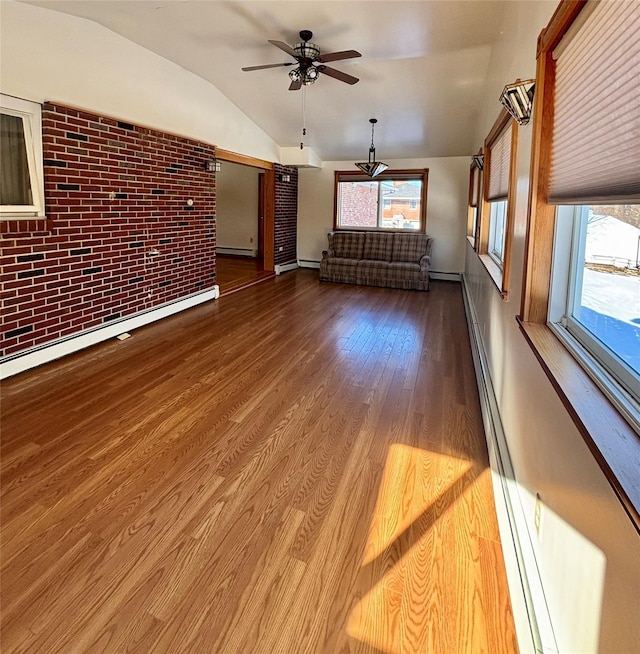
[[466, 152, 483, 250], [333, 169, 429, 233], [477, 110, 518, 299], [519, 0, 640, 533]]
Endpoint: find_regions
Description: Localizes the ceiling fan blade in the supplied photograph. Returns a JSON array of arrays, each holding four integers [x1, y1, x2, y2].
[[268, 40, 299, 59], [289, 78, 303, 91], [318, 66, 359, 85], [318, 50, 362, 63], [242, 63, 294, 72]]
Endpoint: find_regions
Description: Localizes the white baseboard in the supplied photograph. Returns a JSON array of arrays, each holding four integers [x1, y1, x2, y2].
[[430, 271, 461, 282], [461, 275, 557, 654], [298, 259, 320, 269], [0, 286, 219, 380], [275, 262, 299, 275], [216, 247, 257, 258]]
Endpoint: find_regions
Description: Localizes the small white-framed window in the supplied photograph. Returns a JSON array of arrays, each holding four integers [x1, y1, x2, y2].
[[1, 94, 45, 219], [488, 199, 507, 267]]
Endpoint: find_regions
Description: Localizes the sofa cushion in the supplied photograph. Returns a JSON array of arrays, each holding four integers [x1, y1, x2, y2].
[[388, 261, 421, 273], [363, 232, 394, 261], [323, 257, 360, 284], [391, 233, 430, 263], [329, 232, 365, 260]]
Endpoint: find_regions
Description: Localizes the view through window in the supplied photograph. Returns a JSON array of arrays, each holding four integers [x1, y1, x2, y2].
[[567, 204, 640, 395], [336, 176, 424, 231]]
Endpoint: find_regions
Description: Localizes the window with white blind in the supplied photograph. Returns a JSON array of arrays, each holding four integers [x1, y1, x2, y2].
[[479, 111, 517, 296], [522, 0, 640, 447], [0, 94, 45, 219]]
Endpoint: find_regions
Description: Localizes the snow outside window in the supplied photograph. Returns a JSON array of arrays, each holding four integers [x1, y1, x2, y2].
[[551, 204, 640, 420]]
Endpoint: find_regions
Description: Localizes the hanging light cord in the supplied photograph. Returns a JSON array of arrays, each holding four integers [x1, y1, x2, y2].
[[369, 121, 376, 162], [300, 85, 307, 149]]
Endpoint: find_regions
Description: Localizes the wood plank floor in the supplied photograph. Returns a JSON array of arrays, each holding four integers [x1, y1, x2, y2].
[[1, 271, 518, 654], [216, 254, 274, 295]]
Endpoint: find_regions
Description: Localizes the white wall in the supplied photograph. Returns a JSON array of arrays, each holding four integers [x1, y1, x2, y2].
[[0, 1, 279, 163], [216, 162, 259, 253], [465, 2, 640, 652], [298, 157, 469, 273]]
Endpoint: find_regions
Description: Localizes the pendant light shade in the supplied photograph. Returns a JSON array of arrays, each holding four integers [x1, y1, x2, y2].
[[355, 118, 388, 177]]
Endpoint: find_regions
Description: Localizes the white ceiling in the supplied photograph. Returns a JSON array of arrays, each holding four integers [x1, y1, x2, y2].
[[21, 0, 509, 161]]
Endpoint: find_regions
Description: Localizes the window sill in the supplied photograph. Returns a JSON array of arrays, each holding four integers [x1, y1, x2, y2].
[[478, 253, 506, 299], [517, 318, 640, 534]]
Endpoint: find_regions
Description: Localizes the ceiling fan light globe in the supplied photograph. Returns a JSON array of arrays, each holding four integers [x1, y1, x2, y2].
[[289, 68, 302, 83], [294, 42, 320, 60], [304, 65, 319, 85]]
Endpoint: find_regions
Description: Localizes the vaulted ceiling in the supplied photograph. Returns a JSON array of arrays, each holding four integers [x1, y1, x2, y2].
[[21, 1, 511, 161]]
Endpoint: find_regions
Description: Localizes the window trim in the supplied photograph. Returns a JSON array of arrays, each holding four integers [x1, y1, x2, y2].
[[466, 152, 483, 249], [519, 0, 640, 534], [1, 94, 45, 220], [477, 109, 518, 299], [333, 168, 429, 233]]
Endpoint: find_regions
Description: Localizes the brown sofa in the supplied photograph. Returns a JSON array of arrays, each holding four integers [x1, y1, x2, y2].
[[320, 231, 433, 291]]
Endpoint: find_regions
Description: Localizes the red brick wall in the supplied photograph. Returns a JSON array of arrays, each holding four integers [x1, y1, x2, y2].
[[274, 164, 298, 265], [338, 182, 378, 228], [382, 200, 419, 221], [1, 103, 217, 358]]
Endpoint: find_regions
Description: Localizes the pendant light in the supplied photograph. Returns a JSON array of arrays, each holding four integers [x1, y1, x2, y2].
[[355, 118, 388, 178]]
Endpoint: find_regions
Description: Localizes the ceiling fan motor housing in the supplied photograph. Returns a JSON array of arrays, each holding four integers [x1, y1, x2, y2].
[[294, 30, 320, 61]]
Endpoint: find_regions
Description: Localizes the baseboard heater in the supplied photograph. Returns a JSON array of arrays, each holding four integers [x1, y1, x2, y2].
[[0, 286, 219, 380], [216, 247, 257, 257], [461, 275, 558, 654], [298, 259, 320, 269], [429, 271, 461, 282], [275, 261, 298, 275]]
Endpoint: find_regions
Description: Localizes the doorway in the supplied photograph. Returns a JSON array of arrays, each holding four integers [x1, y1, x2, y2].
[[214, 150, 275, 295]]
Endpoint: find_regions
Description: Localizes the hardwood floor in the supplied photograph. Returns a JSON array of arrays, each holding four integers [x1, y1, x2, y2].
[[1, 272, 518, 653], [216, 254, 274, 295]]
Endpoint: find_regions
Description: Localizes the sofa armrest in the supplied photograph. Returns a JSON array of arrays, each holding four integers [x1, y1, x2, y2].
[[420, 254, 431, 274], [322, 248, 335, 260], [425, 237, 434, 258]]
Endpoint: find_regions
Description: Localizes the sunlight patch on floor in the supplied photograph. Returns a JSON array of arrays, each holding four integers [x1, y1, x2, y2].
[[347, 444, 474, 653]]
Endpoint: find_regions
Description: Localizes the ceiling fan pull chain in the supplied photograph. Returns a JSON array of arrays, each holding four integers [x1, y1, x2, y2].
[[300, 85, 307, 149]]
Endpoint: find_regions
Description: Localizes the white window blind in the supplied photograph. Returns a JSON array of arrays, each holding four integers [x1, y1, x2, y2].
[[549, 0, 640, 205], [486, 123, 512, 202]]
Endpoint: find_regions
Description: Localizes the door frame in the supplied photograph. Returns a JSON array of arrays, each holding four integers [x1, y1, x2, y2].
[[215, 148, 275, 272]]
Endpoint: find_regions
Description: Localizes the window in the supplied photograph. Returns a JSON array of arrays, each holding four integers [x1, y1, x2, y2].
[[466, 157, 482, 248], [568, 206, 640, 394], [334, 169, 428, 233], [478, 111, 517, 296], [487, 200, 507, 266], [521, 0, 640, 525], [0, 94, 45, 219]]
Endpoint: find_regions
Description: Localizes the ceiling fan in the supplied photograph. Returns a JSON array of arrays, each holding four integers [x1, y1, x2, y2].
[[242, 30, 361, 90]]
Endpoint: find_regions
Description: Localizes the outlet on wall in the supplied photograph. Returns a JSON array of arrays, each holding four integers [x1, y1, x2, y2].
[[534, 492, 543, 538]]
